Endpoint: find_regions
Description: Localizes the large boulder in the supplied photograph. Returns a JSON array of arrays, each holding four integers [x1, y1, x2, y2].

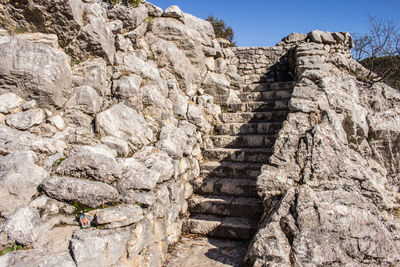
[[1, 206, 41, 246], [0, 35, 72, 109], [70, 229, 130, 267], [40, 176, 120, 208], [0, 151, 47, 217], [56, 145, 120, 184], [95, 103, 154, 151]]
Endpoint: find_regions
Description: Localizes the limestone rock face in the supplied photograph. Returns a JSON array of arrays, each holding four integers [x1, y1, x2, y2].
[[247, 33, 400, 266], [0, 35, 72, 109]]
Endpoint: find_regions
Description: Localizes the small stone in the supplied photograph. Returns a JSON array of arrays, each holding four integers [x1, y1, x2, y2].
[[22, 100, 37, 111], [122, 191, 155, 206], [48, 115, 66, 130], [162, 5, 184, 20], [5, 109, 46, 130], [0, 93, 25, 114], [87, 204, 143, 229], [101, 136, 130, 157]]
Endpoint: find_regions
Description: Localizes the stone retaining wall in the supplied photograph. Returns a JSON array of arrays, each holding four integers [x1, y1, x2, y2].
[[232, 46, 291, 84]]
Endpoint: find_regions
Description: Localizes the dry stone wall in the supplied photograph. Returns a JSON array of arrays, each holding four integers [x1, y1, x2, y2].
[[0, 1, 242, 266], [233, 46, 291, 84]]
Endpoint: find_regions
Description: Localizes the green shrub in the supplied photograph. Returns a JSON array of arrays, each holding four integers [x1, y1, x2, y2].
[[105, 0, 144, 7]]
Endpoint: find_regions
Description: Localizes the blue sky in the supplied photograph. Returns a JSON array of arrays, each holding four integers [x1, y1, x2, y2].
[[148, 0, 400, 47]]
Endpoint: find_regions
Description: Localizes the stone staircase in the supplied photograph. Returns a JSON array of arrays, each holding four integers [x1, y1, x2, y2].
[[183, 81, 294, 240]]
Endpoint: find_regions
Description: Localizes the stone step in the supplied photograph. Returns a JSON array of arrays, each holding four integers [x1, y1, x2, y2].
[[220, 111, 289, 123], [183, 214, 259, 240], [193, 177, 258, 197], [239, 90, 293, 102], [211, 135, 276, 148], [188, 195, 263, 219], [243, 81, 295, 92], [200, 161, 262, 179], [221, 100, 289, 113], [214, 122, 283, 135], [203, 148, 272, 163]]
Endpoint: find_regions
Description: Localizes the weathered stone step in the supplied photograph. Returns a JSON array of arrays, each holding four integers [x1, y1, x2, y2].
[[183, 214, 258, 240], [193, 177, 257, 197], [200, 161, 262, 179], [243, 81, 295, 92], [214, 122, 283, 135], [221, 100, 289, 113], [220, 111, 289, 123], [211, 135, 276, 148], [203, 148, 272, 163], [189, 195, 263, 219], [239, 90, 293, 102]]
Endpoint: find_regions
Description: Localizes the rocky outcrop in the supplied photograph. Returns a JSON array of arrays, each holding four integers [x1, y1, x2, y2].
[[246, 31, 400, 266]]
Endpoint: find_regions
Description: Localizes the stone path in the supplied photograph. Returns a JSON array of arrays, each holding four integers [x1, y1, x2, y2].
[[165, 236, 248, 267]]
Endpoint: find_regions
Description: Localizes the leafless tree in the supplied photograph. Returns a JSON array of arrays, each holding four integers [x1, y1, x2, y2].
[[352, 15, 400, 88]]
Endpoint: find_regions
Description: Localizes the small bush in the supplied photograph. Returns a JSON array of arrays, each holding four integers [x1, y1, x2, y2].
[[105, 0, 144, 7]]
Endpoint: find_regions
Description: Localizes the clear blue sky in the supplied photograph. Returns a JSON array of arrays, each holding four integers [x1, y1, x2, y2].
[[148, 0, 400, 47]]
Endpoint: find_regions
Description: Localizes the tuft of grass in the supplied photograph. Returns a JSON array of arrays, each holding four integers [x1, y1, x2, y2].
[[0, 244, 25, 256]]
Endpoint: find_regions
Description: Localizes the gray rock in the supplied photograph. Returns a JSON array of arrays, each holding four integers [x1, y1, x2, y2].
[[114, 51, 167, 95], [0, 93, 25, 114], [64, 109, 93, 129], [0, 35, 72, 108], [117, 158, 160, 191], [65, 86, 103, 115], [0, 151, 47, 217], [162, 5, 184, 20], [101, 136, 130, 157], [0, 250, 75, 267], [56, 145, 120, 184], [108, 4, 148, 31], [2, 206, 41, 246], [169, 90, 188, 117], [48, 115, 66, 130], [187, 103, 211, 132], [70, 229, 130, 267], [147, 33, 199, 97], [40, 176, 120, 208], [202, 72, 230, 95], [156, 125, 188, 159], [112, 74, 142, 100], [95, 103, 154, 151], [122, 191, 155, 206], [72, 57, 110, 97], [145, 2, 163, 17], [133, 146, 174, 182], [22, 100, 37, 111], [5, 109, 46, 130], [87, 204, 143, 229], [71, 3, 116, 64]]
